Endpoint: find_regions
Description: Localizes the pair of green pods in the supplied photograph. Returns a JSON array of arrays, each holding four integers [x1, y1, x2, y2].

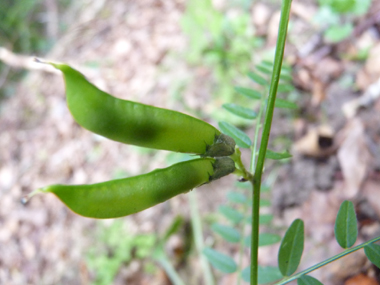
[[35, 62, 236, 219]]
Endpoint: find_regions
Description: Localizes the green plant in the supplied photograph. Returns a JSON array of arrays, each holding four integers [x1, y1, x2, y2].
[[181, 0, 262, 104], [86, 220, 156, 285], [0, 0, 71, 99], [200, 63, 296, 285], [198, 51, 296, 282], [88, 216, 194, 285], [27, 0, 380, 284], [202, 177, 285, 284], [200, 1, 380, 284]]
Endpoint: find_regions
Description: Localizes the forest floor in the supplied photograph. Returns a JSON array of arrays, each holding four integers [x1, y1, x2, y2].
[[1, 0, 380, 284]]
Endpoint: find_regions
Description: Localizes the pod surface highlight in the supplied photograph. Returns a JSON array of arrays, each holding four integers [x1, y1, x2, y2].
[[52, 63, 232, 155], [38, 158, 234, 219]]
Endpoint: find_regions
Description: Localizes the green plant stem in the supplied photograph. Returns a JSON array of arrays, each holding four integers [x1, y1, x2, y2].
[[231, 148, 252, 181], [241, 75, 268, 285], [250, 92, 266, 173], [189, 190, 215, 285], [155, 253, 186, 285], [234, 96, 268, 285], [274, 236, 380, 284], [249, 1, 292, 284], [237, 202, 251, 285]]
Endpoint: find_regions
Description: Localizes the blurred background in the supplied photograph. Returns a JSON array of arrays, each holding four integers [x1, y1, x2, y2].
[[1, 0, 380, 284]]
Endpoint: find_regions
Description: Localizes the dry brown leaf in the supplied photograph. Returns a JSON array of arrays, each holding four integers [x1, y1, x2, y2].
[[291, 0, 317, 23], [365, 43, 380, 76], [346, 29, 377, 63], [251, 3, 271, 31], [293, 118, 308, 140], [343, 76, 380, 118], [267, 11, 281, 46], [356, 68, 373, 91], [337, 118, 371, 198], [327, 249, 368, 284], [313, 57, 344, 83], [301, 190, 341, 243], [362, 181, 380, 220], [311, 78, 326, 106], [345, 273, 379, 285], [293, 125, 335, 158], [357, 42, 380, 90], [294, 67, 313, 90], [220, 272, 239, 285]]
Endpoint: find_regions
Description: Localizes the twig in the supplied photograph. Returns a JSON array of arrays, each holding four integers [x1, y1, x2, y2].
[[189, 191, 214, 285], [0, 47, 58, 73]]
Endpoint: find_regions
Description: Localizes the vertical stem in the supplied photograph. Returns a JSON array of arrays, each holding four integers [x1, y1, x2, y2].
[[237, 201, 250, 285], [250, 95, 266, 173], [189, 190, 215, 285], [155, 254, 186, 285], [250, 1, 292, 284]]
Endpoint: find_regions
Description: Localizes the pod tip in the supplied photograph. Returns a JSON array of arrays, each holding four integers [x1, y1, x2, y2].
[[20, 196, 29, 205], [34, 58, 62, 69], [21, 188, 44, 205], [34, 57, 49, 64]]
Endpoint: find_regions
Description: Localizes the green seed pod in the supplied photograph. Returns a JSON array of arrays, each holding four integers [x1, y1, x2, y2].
[[34, 157, 235, 219], [49, 62, 235, 156]]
